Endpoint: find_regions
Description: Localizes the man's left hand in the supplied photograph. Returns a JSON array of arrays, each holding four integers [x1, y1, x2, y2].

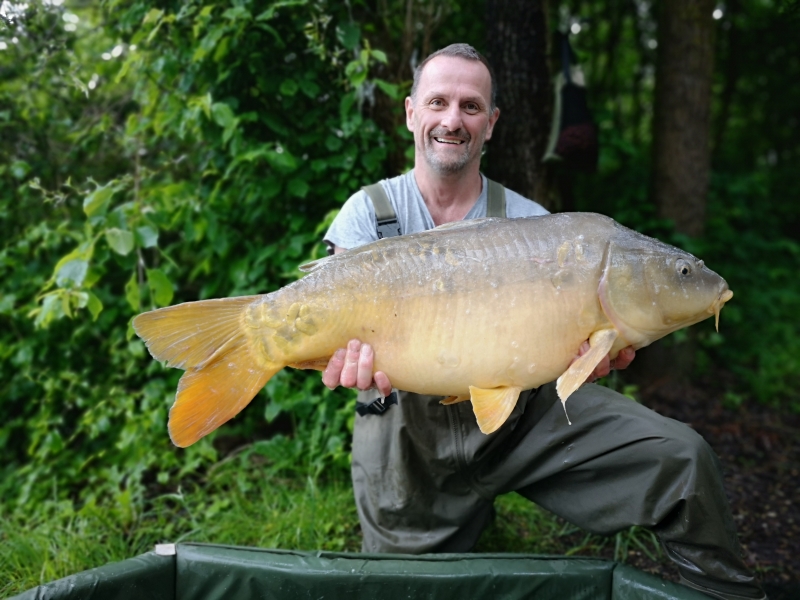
[[576, 343, 636, 383]]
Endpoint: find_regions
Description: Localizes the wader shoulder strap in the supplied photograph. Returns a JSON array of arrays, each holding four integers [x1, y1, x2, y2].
[[363, 183, 402, 239], [363, 177, 505, 238], [486, 178, 507, 218]]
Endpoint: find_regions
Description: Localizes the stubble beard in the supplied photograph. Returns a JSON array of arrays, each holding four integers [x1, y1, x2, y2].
[[423, 128, 485, 175]]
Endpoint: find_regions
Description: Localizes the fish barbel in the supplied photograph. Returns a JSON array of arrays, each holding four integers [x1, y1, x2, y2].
[[133, 213, 733, 447]]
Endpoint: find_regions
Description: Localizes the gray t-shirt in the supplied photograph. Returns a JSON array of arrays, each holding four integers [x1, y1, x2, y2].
[[324, 170, 549, 250]]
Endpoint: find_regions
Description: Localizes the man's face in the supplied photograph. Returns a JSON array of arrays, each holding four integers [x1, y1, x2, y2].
[[406, 55, 500, 175]]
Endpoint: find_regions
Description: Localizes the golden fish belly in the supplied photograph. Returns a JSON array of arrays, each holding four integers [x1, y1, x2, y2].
[[305, 276, 608, 397]]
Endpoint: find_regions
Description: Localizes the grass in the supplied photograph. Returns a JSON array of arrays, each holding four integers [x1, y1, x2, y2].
[[0, 454, 668, 598], [0, 465, 361, 597]]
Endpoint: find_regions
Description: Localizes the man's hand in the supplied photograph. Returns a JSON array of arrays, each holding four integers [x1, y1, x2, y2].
[[322, 339, 393, 397], [576, 342, 636, 383]]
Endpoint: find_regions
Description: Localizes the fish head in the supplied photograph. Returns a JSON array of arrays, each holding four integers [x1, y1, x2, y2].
[[599, 236, 733, 348]]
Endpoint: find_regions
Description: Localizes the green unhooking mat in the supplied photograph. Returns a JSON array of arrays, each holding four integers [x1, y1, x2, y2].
[[10, 543, 709, 600]]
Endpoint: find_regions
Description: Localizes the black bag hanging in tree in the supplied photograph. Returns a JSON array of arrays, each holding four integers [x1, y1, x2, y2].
[[543, 32, 599, 172]]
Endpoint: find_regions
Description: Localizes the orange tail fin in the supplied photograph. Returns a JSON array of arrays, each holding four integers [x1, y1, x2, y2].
[[132, 296, 281, 447]]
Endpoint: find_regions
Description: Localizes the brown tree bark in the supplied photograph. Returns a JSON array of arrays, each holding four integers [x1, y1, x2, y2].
[[651, 0, 716, 237], [485, 0, 559, 210]]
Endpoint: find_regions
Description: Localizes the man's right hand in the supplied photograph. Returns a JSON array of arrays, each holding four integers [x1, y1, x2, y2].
[[322, 339, 393, 397]]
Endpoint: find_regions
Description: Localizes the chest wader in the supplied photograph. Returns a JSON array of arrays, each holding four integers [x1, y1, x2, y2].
[[353, 182, 765, 600]]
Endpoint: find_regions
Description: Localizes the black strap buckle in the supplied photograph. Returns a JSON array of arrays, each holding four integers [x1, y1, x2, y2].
[[376, 218, 402, 239], [356, 392, 398, 416]]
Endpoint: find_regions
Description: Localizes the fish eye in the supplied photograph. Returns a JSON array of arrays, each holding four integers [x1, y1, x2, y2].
[[676, 259, 691, 276]]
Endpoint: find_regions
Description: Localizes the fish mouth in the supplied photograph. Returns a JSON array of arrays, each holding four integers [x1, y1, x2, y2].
[[709, 288, 734, 332]]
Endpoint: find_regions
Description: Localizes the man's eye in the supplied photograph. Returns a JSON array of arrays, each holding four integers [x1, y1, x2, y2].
[[430, 99, 444, 107], [464, 103, 479, 113]]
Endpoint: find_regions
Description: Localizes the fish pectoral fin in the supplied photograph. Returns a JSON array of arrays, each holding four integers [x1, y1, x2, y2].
[[440, 394, 470, 406], [556, 328, 619, 407], [288, 357, 332, 372], [469, 385, 523, 434]]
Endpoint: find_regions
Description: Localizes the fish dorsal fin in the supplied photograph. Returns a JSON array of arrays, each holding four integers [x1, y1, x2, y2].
[[469, 385, 523, 434], [298, 254, 337, 273], [433, 217, 501, 232], [556, 328, 619, 420]]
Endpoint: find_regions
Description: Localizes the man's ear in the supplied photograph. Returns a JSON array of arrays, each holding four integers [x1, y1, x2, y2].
[[405, 96, 415, 132], [484, 107, 500, 141]]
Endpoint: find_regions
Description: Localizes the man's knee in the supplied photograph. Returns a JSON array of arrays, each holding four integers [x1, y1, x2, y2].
[[656, 420, 720, 480]]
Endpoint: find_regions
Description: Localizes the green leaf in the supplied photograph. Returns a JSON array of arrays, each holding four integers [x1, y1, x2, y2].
[[106, 228, 135, 255], [325, 135, 343, 152], [336, 22, 360, 50], [288, 178, 309, 198], [34, 293, 64, 328], [265, 401, 282, 423], [279, 79, 299, 96], [136, 226, 159, 248], [146, 269, 174, 307], [345, 60, 367, 88], [211, 102, 239, 143], [11, 160, 31, 180], [56, 259, 89, 288], [142, 8, 164, 24], [371, 49, 388, 64], [299, 78, 320, 98], [125, 273, 140, 312], [375, 78, 400, 99], [84, 184, 116, 217], [62, 290, 73, 317], [86, 292, 103, 321], [211, 102, 235, 129], [265, 148, 298, 173], [0, 294, 15, 315], [261, 114, 290, 136], [222, 6, 250, 20]]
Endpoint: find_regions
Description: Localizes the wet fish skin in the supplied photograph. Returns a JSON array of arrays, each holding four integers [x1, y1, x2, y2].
[[133, 213, 733, 447]]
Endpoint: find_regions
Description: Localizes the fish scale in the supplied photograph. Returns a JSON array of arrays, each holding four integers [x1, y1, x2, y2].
[[133, 213, 733, 447]]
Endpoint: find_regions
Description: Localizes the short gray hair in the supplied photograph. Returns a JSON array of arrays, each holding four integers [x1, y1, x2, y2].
[[410, 43, 497, 111]]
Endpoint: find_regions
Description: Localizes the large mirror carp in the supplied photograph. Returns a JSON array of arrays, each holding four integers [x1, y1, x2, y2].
[[133, 213, 733, 447]]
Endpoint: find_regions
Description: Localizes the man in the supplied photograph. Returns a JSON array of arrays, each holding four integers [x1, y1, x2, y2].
[[321, 44, 765, 600]]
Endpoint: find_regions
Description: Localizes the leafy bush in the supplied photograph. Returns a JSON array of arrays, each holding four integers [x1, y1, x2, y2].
[[0, 0, 397, 509]]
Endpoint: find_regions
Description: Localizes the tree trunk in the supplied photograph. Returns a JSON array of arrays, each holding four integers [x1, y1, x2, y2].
[[651, 0, 715, 237], [485, 0, 559, 210]]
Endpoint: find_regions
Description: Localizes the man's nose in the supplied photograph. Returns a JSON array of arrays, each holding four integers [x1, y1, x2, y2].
[[439, 104, 463, 131]]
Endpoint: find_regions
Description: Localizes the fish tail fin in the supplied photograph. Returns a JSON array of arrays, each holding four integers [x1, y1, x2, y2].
[[169, 350, 280, 447], [132, 296, 281, 447]]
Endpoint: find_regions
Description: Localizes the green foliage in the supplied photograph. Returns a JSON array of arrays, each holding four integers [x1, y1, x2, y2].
[[565, 0, 800, 410], [0, 0, 394, 510]]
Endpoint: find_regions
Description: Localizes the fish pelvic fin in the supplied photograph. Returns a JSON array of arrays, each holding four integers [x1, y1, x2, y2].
[[132, 295, 282, 447], [440, 394, 470, 406], [556, 328, 619, 412], [469, 385, 523, 434]]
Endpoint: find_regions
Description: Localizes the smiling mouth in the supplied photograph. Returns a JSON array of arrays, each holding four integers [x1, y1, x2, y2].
[[434, 137, 465, 145]]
